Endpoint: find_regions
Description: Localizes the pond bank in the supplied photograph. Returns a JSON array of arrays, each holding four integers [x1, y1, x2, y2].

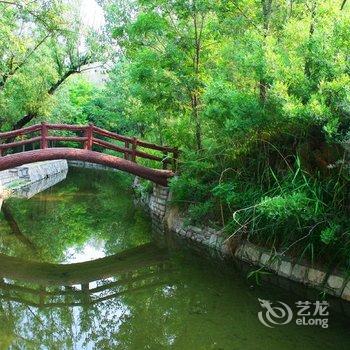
[[0, 159, 68, 208], [133, 177, 350, 306]]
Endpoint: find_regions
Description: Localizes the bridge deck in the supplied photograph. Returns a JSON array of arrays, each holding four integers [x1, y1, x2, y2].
[[0, 123, 178, 185], [0, 148, 173, 186]]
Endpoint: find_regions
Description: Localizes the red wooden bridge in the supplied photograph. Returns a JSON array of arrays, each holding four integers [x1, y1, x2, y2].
[[0, 123, 178, 186]]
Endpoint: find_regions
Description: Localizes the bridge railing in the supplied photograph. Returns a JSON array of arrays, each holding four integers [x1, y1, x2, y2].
[[0, 123, 179, 171]]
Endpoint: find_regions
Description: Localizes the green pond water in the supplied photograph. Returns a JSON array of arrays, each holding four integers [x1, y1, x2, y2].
[[0, 168, 349, 350]]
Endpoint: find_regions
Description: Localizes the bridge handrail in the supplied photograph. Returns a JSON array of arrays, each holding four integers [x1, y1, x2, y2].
[[0, 124, 41, 138], [0, 123, 179, 171], [0, 136, 42, 150]]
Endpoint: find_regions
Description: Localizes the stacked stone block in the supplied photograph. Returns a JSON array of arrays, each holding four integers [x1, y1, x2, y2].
[[0, 160, 67, 189], [149, 184, 169, 235], [68, 160, 119, 171]]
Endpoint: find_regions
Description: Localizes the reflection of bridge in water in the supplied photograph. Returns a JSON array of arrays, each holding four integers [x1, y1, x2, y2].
[[0, 243, 171, 308]]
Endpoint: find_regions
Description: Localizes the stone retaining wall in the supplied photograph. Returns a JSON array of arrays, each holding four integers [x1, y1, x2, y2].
[[0, 160, 68, 190], [0, 159, 68, 210], [170, 216, 350, 302], [0, 166, 29, 187], [132, 177, 169, 235], [12, 170, 68, 199], [236, 242, 350, 300], [67, 160, 119, 171], [133, 178, 350, 303]]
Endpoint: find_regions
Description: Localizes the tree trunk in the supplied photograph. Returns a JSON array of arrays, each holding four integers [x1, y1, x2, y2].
[[11, 113, 37, 131], [341, 0, 347, 10], [5, 69, 79, 140], [260, 0, 273, 104], [259, 80, 267, 102], [304, 2, 316, 80], [191, 92, 202, 151], [191, 6, 203, 151], [47, 69, 76, 95]]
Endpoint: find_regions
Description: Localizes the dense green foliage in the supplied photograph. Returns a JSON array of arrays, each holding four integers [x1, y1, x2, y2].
[[1, 1, 349, 268], [96, 0, 350, 268]]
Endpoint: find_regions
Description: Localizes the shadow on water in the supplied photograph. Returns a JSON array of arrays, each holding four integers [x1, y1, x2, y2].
[[0, 168, 349, 350]]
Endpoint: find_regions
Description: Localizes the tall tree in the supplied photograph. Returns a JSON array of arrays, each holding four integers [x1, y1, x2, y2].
[[102, 0, 218, 150], [0, 0, 106, 132], [0, 0, 64, 91], [259, 0, 273, 103]]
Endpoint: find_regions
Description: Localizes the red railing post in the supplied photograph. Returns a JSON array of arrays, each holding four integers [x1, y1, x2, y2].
[[124, 140, 129, 160], [84, 123, 94, 150], [131, 137, 137, 162], [40, 122, 48, 149], [162, 151, 168, 170], [21, 135, 25, 152]]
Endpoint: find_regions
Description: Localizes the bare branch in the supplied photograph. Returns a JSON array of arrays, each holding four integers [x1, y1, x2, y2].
[[0, 33, 50, 90], [78, 63, 104, 73], [0, 1, 20, 5]]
